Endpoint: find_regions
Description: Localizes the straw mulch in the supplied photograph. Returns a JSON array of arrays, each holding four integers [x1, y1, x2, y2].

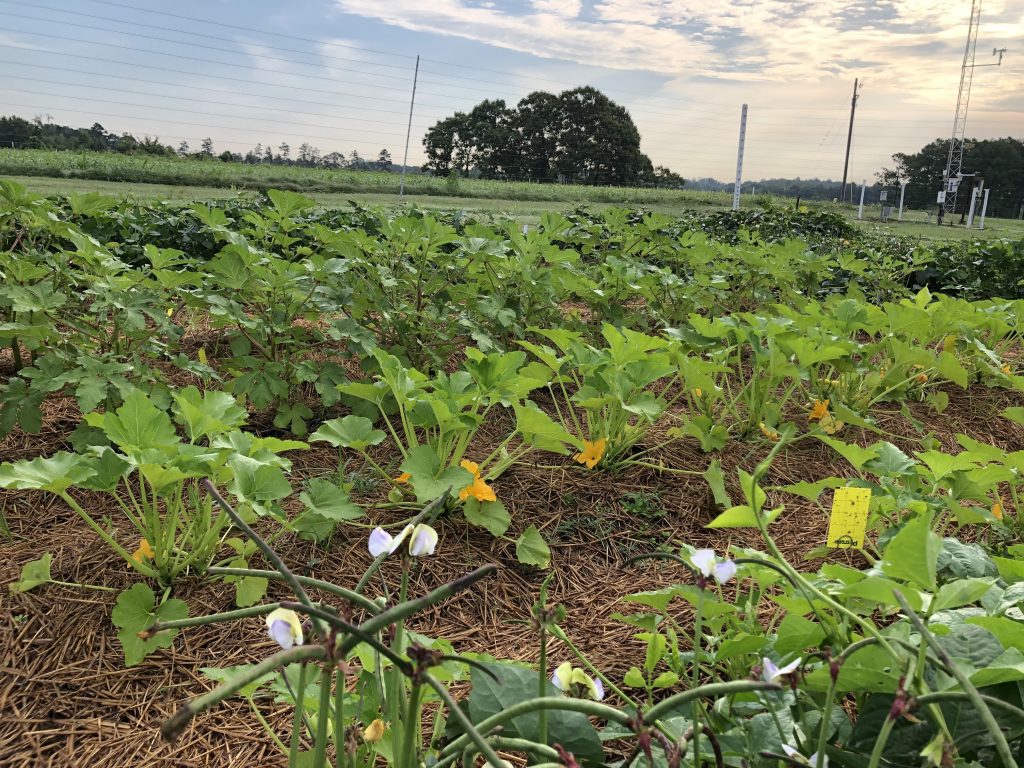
[[1, 380, 1021, 767]]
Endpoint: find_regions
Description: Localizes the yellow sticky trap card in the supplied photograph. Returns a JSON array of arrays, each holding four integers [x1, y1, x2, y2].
[[826, 487, 871, 548]]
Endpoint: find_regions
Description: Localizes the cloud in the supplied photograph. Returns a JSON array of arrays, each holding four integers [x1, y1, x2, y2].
[[334, 0, 1024, 94]]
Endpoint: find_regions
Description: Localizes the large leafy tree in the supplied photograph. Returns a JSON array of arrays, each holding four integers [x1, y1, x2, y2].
[[422, 87, 673, 185], [878, 137, 1024, 217]]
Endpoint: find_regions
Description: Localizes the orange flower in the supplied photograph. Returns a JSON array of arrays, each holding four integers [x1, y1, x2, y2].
[[132, 538, 154, 564], [1001, 364, 1012, 376], [394, 472, 411, 484], [915, 373, 928, 384], [808, 399, 830, 421], [573, 438, 607, 469], [458, 459, 496, 502], [992, 501, 1004, 520], [691, 388, 702, 399], [459, 475, 497, 503], [759, 423, 780, 442]]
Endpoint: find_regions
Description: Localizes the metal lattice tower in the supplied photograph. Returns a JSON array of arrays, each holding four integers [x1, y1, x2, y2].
[[942, 0, 983, 217]]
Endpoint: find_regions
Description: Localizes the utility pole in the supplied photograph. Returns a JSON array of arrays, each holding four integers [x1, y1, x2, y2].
[[840, 78, 860, 203], [732, 104, 748, 211], [399, 54, 420, 199]]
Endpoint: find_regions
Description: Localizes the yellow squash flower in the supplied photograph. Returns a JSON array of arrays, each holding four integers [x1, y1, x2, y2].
[[992, 501, 1004, 520], [131, 538, 154, 564], [915, 373, 928, 384], [459, 475, 497, 503], [573, 438, 607, 469], [363, 718, 386, 743], [691, 387, 702, 398], [458, 459, 496, 502], [1001, 364, 1012, 375], [808, 399, 830, 421], [394, 472, 411, 484], [759, 423, 780, 442]]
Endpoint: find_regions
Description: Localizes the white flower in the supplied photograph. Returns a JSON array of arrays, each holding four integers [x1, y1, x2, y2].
[[782, 744, 828, 767], [551, 661, 604, 701], [368, 523, 438, 558], [368, 524, 413, 557], [690, 548, 738, 584], [762, 656, 801, 684], [408, 523, 438, 556], [266, 607, 304, 649]]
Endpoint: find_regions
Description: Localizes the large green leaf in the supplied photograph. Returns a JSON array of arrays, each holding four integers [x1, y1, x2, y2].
[[513, 402, 575, 454], [86, 389, 179, 455], [399, 446, 472, 504], [172, 386, 247, 442], [463, 497, 510, 536], [309, 416, 386, 451], [298, 478, 363, 522], [0, 452, 95, 492], [880, 515, 940, 591], [111, 583, 188, 666], [515, 525, 550, 568], [461, 662, 604, 766]]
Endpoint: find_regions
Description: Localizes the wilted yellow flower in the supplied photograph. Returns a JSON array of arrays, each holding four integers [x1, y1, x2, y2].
[[915, 373, 928, 384], [198, 347, 208, 365], [1001, 364, 1012, 376], [808, 399, 830, 421], [363, 719, 385, 743], [992, 501, 1004, 520], [759, 423, 780, 442], [691, 388, 702, 398], [573, 438, 607, 469], [131, 538, 154, 564], [394, 472, 411, 484]]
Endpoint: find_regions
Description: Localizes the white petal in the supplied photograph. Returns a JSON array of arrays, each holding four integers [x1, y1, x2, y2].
[[390, 524, 414, 552], [269, 619, 294, 649], [689, 548, 716, 578], [761, 657, 780, 682], [592, 677, 605, 701], [778, 658, 801, 676], [809, 753, 827, 768], [408, 524, 438, 557], [713, 559, 737, 584], [781, 744, 800, 758], [552, 661, 573, 691], [368, 527, 394, 557]]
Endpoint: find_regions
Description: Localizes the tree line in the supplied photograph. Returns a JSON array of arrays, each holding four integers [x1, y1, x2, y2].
[[0, 115, 396, 171]]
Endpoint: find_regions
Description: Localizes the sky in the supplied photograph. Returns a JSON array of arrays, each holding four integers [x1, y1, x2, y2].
[[0, 0, 1021, 182]]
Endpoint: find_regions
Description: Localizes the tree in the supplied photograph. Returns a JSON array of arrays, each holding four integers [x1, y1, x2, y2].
[[200, 137, 214, 157], [263, 145, 274, 163], [278, 142, 290, 161], [877, 137, 1024, 217], [421, 87, 669, 185], [177, 140, 190, 157], [322, 151, 347, 168], [376, 148, 392, 170]]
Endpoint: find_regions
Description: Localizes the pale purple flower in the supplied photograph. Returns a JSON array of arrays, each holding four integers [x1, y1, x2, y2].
[[761, 656, 801, 684], [690, 548, 738, 584], [265, 608, 303, 649], [368, 523, 438, 558], [782, 744, 828, 767]]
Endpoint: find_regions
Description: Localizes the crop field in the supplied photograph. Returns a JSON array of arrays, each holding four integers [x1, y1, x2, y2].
[[2, 177, 1024, 768]]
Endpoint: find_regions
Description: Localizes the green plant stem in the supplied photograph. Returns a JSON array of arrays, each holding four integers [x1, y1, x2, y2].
[[866, 710, 898, 768], [248, 696, 290, 757], [312, 665, 334, 768], [893, 590, 1018, 768], [201, 479, 319, 624], [48, 579, 117, 592], [538, 620, 548, 747], [290, 661, 309, 764], [814, 670, 839, 768], [400, 680, 421, 768], [162, 644, 326, 742], [147, 604, 276, 634], [334, 663, 347, 768], [915, 691, 1024, 719], [423, 673, 511, 768], [549, 626, 640, 708], [208, 567, 381, 614], [692, 589, 704, 768], [58, 491, 159, 579]]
